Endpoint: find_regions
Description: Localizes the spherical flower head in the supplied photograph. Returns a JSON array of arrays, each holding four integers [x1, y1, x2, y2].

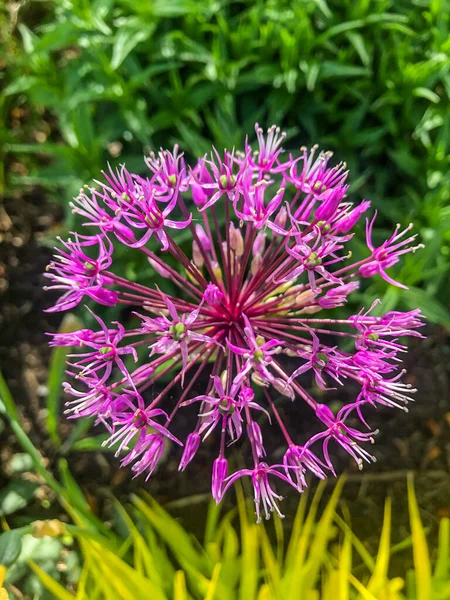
[[46, 123, 423, 521]]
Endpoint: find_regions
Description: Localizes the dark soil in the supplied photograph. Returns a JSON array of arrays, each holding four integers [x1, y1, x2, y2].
[[0, 189, 63, 437], [1, 190, 450, 563]]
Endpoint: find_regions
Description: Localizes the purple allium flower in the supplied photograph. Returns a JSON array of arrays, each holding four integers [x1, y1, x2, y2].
[[46, 124, 424, 522], [44, 234, 117, 312]]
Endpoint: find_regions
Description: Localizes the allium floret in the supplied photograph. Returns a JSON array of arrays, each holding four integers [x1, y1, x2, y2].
[[46, 124, 424, 522]]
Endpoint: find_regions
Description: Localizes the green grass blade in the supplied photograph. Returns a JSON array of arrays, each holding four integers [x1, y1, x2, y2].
[[132, 494, 208, 574], [338, 525, 352, 600], [434, 518, 449, 582], [174, 570, 188, 600], [46, 345, 69, 446], [30, 561, 76, 599], [0, 371, 64, 495], [300, 477, 345, 591], [236, 484, 259, 600], [367, 497, 392, 595], [407, 473, 432, 600]]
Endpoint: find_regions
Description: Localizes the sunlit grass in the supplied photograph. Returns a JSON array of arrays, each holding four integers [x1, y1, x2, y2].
[[1, 370, 449, 598], [28, 477, 450, 600]]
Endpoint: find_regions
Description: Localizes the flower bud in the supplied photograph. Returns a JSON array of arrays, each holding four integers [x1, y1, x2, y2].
[[229, 223, 244, 256], [251, 255, 262, 275], [295, 289, 317, 307], [274, 206, 287, 231], [247, 422, 266, 458], [334, 200, 371, 233], [252, 232, 266, 257], [179, 433, 201, 471], [191, 180, 208, 207], [319, 282, 359, 308], [195, 224, 212, 251], [300, 305, 322, 314], [251, 372, 268, 387], [212, 261, 223, 284], [273, 378, 295, 400], [203, 283, 224, 306], [88, 288, 118, 307], [192, 241, 204, 268], [314, 185, 348, 222], [315, 403, 335, 427], [112, 222, 136, 244], [48, 329, 95, 347], [147, 256, 171, 278], [212, 457, 228, 503], [238, 386, 255, 404]]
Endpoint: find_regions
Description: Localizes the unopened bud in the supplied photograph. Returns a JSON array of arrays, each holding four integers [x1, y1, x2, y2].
[[191, 181, 208, 207], [251, 372, 268, 387], [229, 223, 244, 256], [319, 281, 359, 309], [220, 370, 228, 389], [203, 283, 224, 306], [295, 290, 317, 307], [300, 305, 322, 314], [272, 280, 296, 297], [274, 206, 287, 231], [195, 224, 212, 251], [251, 255, 262, 275], [192, 241, 204, 268], [212, 457, 228, 504], [186, 263, 203, 283], [212, 261, 223, 284], [273, 378, 295, 400], [179, 433, 201, 471], [247, 422, 265, 458], [113, 222, 135, 244], [147, 256, 170, 278], [252, 232, 266, 257], [284, 348, 297, 357]]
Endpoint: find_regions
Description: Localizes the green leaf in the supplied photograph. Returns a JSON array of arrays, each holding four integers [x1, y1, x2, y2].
[[46, 346, 68, 446], [0, 479, 38, 516], [402, 287, 450, 329], [3, 76, 38, 96], [413, 87, 441, 104], [111, 24, 155, 70], [319, 61, 371, 79], [9, 453, 34, 474], [0, 530, 22, 567], [346, 32, 371, 67], [30, 561, 76, 600], [434, 518, 449, 582], [17, 23, 36, 53], [70, 434, 110, 452], [34, 22, 80, 52], [150, 0, 200, 17], [407, 474, 432, 600]]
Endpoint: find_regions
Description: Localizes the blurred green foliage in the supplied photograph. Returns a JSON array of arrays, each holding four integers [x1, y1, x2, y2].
[[1, 0, 450, 324]]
